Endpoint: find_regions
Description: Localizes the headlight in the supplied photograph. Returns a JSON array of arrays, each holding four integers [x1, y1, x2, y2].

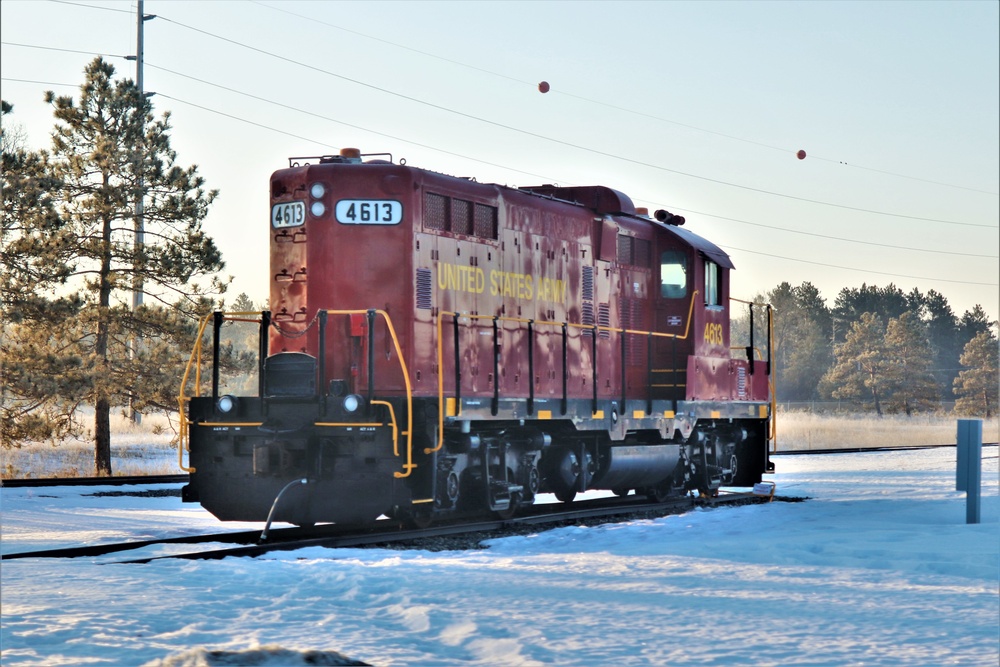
[[311, 201, 326, 217], [216, 394, 238, 414], [310, 182, 326, 199], [342, 394, 363, 413]]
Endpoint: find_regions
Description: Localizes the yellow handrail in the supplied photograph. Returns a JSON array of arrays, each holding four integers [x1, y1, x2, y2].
[[177, 311, 267, 472], [176, 312, 216, 472], [324, 310, 415, 478], [177, 310, 415, 477], [432, 291, 700, 453]]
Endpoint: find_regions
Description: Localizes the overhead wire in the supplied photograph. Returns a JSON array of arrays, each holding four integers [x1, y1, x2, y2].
[[151, 15, 996, 229], [3, 11, 998, 290], [12, 73, 996, 288], [252, 0, 998, 198], [143, 62, 997, 260], [720, 246, 998, 287]]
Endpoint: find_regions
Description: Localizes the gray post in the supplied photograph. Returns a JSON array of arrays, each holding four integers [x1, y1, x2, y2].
[[956, 419, 982, 524]]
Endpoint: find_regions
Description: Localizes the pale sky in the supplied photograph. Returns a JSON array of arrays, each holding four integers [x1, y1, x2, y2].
[[2, 0, 998, 323]]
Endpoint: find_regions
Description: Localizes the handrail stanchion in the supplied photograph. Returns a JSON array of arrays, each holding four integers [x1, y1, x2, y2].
[[591, 324, 598, 415], [317, 310, 327, 413], [561, 323, 568, 415], [212, 311, 223, 401], [492, 316, 500, 416], [527, 319, 535, 416], [366, 309, 376, 411]]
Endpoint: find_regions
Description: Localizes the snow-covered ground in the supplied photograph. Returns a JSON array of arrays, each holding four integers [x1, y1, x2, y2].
[[2, 447, 998, 667]]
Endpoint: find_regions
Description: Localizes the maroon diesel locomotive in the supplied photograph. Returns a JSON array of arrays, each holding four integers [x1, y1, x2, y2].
[[180, 148, 775, 526]]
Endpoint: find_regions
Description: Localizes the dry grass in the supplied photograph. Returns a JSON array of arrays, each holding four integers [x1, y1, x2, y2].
[[775, 411, 1000, 451], [1, 413, 179, 480], [3, 410, 997, 479]]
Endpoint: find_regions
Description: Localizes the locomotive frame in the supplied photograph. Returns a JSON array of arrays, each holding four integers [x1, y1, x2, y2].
[[179, 149, 776, 527]]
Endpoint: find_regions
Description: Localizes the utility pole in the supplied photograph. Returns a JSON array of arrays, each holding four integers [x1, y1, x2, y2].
[[126, 0, 156, 423]]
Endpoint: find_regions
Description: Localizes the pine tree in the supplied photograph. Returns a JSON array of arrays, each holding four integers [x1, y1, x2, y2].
[[1, 100, 87, 445], [831, 283, 908, 343], [954, 331, 999, 418], [4, 58, 229, 474], [882, 312, 940, 415], [821, 312, 889, 416], [766, 281, 832, 401]]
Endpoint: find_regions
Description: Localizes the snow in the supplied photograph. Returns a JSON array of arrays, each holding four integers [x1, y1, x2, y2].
[[2, 447, 998, 667]]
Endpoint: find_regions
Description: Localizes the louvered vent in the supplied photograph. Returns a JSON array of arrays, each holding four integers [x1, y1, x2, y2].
[[582, 266, 595, 335], [416, 268, 433, 310], [582, 266, 594, 301], [598, 303, 611, 339], [620, 297, 648, 365]]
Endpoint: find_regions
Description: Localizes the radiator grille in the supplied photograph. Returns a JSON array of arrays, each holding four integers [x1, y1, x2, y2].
[[474, 203, 497, 239], [424, 193, 447, 230], [452, 199, 472, 235]]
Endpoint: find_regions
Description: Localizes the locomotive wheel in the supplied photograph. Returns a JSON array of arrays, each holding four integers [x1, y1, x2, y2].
[[494, 492, 521, 520], [732, 440, 766, 487], [612, 487, 631, 498], [554, 489, 577, 503], [645, 480, 673, 503]]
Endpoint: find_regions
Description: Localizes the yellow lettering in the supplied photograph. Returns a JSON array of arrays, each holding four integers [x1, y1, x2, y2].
[[437, 263, 486, 295], [704, 322, 724, 345], [444, 266, 566, 304]]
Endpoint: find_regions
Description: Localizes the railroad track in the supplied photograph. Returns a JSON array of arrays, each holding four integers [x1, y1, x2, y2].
[[4, 443, 995, 489], [1, 474, 189, 488], [1, 491, 783, 564]]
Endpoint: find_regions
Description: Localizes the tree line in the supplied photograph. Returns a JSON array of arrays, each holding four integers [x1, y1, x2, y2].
[[739, 281, 998, 417]]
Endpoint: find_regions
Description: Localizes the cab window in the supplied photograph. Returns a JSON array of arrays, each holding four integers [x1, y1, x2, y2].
[[705, 260, 720, 306], [660, 250, 687, 298]]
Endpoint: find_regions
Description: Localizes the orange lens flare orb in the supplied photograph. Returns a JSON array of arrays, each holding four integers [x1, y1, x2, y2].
[[796, 149, 807, 160], [538, 81, 550, 94]]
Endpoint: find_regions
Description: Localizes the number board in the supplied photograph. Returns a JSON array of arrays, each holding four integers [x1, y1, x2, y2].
[[336, 199, 402, 225], [271, 201, 305, 229]]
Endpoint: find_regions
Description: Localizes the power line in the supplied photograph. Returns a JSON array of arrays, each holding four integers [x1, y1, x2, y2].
[[251, 0, 1000, 198], [153, 16, 996, 229], [48, 0, 133, 14], [1, 40, 129, 60], [6, 52, 995, 268], [647, 204, 999, 259], [4, 45, 997, 291], [149, 70, 562, 184], [6, 33, 996, 231], [723, 245, 999, 287], [2, 76, 77, 88], [147, 63, 997, 260], [153, 93, 339, 150]]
